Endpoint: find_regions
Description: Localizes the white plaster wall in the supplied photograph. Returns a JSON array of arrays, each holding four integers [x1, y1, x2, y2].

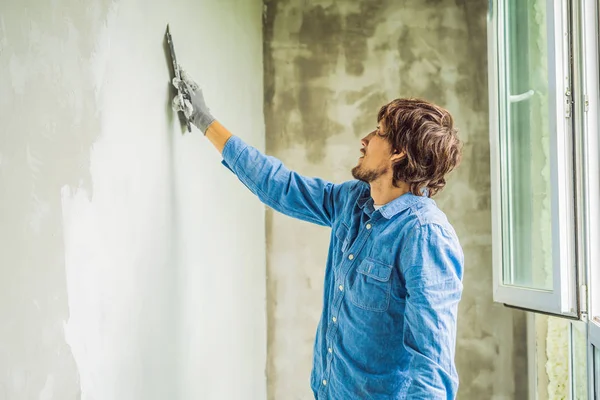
[[0, 1, 266, 399]]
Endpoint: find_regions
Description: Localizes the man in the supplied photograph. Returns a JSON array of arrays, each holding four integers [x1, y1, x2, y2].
[[173, 69, 464, 399]]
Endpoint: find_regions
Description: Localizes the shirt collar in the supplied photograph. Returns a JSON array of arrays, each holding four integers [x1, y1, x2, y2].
[[356, 183, 426, 219]]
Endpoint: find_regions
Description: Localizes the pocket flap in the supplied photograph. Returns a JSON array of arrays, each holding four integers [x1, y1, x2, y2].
[[357, 259, 393, 282]]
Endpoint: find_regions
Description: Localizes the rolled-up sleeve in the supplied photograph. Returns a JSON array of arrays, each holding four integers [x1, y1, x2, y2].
[[400, 223, 464, 399], [221, 135, 349, 227]]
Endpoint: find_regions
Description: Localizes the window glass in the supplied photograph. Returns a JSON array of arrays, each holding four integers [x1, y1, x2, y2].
[[501, 0, 553, 290]]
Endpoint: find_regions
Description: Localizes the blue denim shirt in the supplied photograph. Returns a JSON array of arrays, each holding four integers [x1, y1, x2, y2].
[[221, 136, 464, 399]]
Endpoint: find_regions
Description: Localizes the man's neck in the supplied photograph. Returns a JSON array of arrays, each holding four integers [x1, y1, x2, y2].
[[369, 179, 411, 206]]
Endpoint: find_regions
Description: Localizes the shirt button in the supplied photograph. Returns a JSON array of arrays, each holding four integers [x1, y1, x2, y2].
[[348, 254, 354, 260], [322, 379, 327, 386], [338, 285, 344, 291], [332, 316, 337, 323], [328, 347, 333, 353], [366, 223, 372, 230]]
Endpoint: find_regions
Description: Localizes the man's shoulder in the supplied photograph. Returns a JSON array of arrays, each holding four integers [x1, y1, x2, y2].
[[338, 179, 367, 192], [410, 198, 457, 236], [333, 179, 367, 201]]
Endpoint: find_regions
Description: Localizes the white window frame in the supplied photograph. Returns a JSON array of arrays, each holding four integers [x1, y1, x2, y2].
[[590, 323, 600, 399], [488, 0, 579, 317], [490, 0, 600, 397], [584, 0, 600, 334], [583, 0, 600, 396]]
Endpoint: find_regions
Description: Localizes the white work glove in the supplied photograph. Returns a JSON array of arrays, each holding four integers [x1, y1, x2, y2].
[[172, 67, 216, 134]]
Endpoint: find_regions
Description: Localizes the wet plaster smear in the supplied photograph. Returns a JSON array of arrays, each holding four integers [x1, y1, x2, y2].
[[0, 0, 266, 399], [263, 1, 528, 399]]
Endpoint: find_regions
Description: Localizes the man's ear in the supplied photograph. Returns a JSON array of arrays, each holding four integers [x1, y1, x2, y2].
[[390, 149, 405, 164]]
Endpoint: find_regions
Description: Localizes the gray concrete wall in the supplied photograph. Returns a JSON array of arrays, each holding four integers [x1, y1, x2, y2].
[[263, 0, 527, 399]]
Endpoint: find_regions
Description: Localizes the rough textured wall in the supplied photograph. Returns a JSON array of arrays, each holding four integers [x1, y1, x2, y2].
[[263, 0, 527, 399], [0, 1, 266, 399]]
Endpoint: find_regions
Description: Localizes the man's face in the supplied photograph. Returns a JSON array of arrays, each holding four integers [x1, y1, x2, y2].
[[351, 121, 395, 183]]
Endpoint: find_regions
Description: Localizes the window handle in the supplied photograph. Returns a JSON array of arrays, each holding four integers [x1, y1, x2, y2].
[[509, 89, 535, 103]]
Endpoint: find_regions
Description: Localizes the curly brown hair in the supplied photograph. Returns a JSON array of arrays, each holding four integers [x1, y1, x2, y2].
[[377, 98, 462, 197]]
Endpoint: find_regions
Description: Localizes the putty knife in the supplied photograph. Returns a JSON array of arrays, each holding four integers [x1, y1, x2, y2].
[[166, 24, 192, 133]]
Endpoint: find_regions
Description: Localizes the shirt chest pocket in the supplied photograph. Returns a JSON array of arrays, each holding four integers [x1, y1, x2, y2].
[[347, 258, 393, 312]]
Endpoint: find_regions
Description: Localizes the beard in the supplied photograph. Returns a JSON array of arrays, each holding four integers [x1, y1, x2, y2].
[[351, 162, 389, 183]]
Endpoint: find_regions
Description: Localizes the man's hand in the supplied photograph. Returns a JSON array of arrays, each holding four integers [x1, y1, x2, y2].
[[172, 67, 216, 134]]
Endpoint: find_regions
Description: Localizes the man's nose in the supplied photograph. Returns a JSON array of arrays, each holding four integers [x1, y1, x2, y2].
[[361, 130, 375, 147]]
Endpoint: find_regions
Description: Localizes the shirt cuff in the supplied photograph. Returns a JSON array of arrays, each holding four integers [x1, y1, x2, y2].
[[220, 135, 247, 172]]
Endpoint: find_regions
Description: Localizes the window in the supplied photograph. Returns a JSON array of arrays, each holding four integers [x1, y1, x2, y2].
[[489, 0, 577, 316], [594, 344, 600, 399], [489, 0, 600, 397], [571, 321, 589, 399], [589, 324, 600, 399]]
